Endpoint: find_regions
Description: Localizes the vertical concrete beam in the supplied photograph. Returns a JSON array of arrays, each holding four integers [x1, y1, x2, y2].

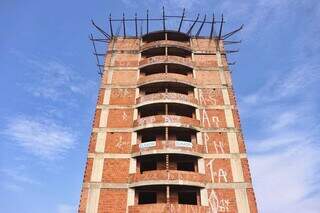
[[200, 189, 209, 206], [222, 88, 230, 105], [90, 156, 104, 182], [227, 132, 240, 153], [231, 158, 244, 182], [99, 109, 109, 128], [224, 109, 235, 128], [86, 187, 100, 213], [196, 132, 203, 145], [235, 188, 250, 213], [129, 158, 137, 174], [95, 132, 106, 153], [198, 158, 205, 174]]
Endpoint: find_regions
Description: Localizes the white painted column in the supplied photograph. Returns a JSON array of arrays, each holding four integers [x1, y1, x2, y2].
[[200, 189, 209, 206], [86, 187, 100, 213], [235, 188, 250, 213]]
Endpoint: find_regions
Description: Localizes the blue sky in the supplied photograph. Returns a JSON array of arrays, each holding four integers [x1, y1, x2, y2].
[[1, 0, 319, 212]]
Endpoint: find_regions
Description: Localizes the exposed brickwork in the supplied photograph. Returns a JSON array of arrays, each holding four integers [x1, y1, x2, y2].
[[98, 189, 128, 213], [79, 31, 257, 212]]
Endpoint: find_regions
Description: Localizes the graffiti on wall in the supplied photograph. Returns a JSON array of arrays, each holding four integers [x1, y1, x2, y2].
[[202, 109, 220, 128], [203, 133, 225, 154], [199, 89, 217, 106], [208, 190, 230, 213], [207, 159, 228, 183]]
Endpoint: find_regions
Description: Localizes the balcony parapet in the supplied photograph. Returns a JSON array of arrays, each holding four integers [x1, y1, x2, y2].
[[139, 56, 193, 68], [131, 140, 204, 157], [138, 73, 196, 87], [141, 40, 191, 52], [128, 204, 209, 213], [136, 92, 198, 107], [129, 170, 206, 188], [133, 115, 200, 131]]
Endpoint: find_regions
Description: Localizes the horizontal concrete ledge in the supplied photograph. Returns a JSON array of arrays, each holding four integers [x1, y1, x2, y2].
[[136, 99, 198, 109], [206, 182, 252, 189], [203, 153, 247, 159], [92, 127, 242, 133], [86, 153, 247, 159], [131, 149, 203, 158], [129, 180, 206, 188], [96, 104, 236, 110], [99, 84, 232, 89], [82, 182, 253, 189]]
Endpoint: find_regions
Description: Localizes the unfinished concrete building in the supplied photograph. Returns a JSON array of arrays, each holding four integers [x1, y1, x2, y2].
[[79, 9, 258, 213]]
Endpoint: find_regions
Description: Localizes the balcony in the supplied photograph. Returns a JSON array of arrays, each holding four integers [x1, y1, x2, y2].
[[139, 56, 193, 68], [128, 204, 209, 213], [133, 115, 200, 130], [138, 73, 196, 87], [136, 92, 198, 107], [131, 140, 204, 157], [129, 170, 206, 187], [141, 40, 191, 52]]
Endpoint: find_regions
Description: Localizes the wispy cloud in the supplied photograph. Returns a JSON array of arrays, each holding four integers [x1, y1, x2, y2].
[[240, 59, 320, 212], [12, 50, 97, 102], [2, 115, 77, 160], [0, 167, 40, 192]]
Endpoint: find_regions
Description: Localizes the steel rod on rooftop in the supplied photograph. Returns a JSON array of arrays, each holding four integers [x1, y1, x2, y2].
[[135, 13, 138, 37], [146, 10, 149, 34], [109, 14, 114, 37], [209, 13, 215, 39], [196, 15, 206, 37], [187, 14, 200, 35], [91, 20, 111, 39], [218, 14, 224, 40], [90, 34, 102, 76], [178, 8, 185, 32], [122, 13, 126, 38], [162, 6, 166, 31], [223, 24, 244, 40]]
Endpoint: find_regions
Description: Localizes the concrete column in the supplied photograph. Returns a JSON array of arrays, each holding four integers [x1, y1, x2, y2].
[[129, 158, 137, 174], [224, 109, 235, 128], [231, 158, 244, 182], [222, 88, 230, 105], [86, 187, 100, 213], [196, 132, 203, 145], [90, 156, 104, 182], [227, 132, 239, 153], [95, 132, 106, 153], [200, 189, 209, 206], [235, 188, 250, 213], [99, 109, 109, 128], [198, 158, 205, 174]]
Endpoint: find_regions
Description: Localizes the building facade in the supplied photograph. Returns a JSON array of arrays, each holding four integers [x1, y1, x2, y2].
[[79, 29, 258, 212]]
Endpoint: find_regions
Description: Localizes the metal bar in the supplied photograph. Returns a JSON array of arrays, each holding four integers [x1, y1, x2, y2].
[[218, 14, 224, 40], [109, 14, 113, 37], [135, 13, 138, 37], [178, 8, 185, 32], [187, 14, 200, 35], [196, 15, 206, 37], [122, 13, 126, 38], [93, 53, 106, 56], [89, 38, 110, 43], [146, 10, 149, 34], [223, 24, 244, 40], [209, 13, 215, 39], [225, 49, 239, 54], [162, 6, 166, 31], [91, 20, 110, 39], [224, 40, 242, 45], [90, 34, 102, 75]]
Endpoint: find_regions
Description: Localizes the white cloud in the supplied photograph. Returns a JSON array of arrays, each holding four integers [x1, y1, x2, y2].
[[0, 167, 40, 192], [11, 50, 97, 102], [241, 59, 320, 212], [2, 116, 77, 160], [57, 204, 76, 213]]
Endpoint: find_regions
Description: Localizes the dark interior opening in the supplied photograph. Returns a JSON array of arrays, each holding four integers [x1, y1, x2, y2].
[[176, 134, 191, 142], [139, 191, 157, 204], [178, 191, 197, 205], [177, 161, 195, 172], [140, 159, 157, 173], [141, 134, 156, 143]]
